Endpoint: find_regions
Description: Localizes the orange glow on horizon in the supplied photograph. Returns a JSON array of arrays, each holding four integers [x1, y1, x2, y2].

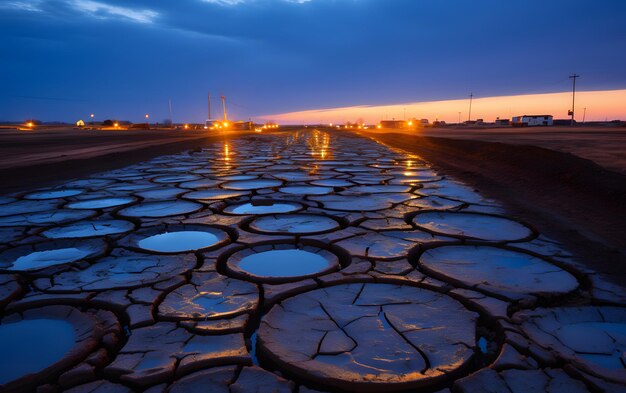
[[259, 89, 626, 124]]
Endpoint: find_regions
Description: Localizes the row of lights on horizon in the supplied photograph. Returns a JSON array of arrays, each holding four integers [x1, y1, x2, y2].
[[328, 120, 416, 129]]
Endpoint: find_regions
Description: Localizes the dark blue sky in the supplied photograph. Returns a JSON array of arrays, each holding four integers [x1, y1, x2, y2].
[[1, 0, 625, 122]]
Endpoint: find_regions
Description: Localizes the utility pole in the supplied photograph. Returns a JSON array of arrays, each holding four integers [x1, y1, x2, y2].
[[221, 95, 228, 121], [468, 93, 473, 122], [168, 98, 173, 128], [583, 107, 587, 124], [458, 112, 461, 124], [569, 74, 580, 126]]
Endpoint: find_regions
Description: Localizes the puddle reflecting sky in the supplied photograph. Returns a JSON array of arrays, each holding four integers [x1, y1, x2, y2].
[[138, 231, 222, 253], [238, 249, 332, 278], [0, 319, 75, 383]]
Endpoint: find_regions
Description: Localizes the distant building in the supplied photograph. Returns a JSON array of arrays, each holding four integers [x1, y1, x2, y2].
[[495, 118, 510, 126], [76, 120, 85, 127], [380, 120, 409, 129], [420, 119, 429, 125], [512, 115, 553, 127]]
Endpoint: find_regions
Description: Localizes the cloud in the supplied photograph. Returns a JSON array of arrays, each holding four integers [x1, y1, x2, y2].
[[70, 0, 158, 23], [200, 0, 312, 5], [201, 0, 247, 5], [1, 0, 159, 24], [0, 1, 44, 12]]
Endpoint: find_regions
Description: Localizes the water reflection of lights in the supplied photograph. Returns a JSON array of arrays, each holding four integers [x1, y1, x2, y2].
[[224, 143, 231, 161], [308, 130, 332, 160]]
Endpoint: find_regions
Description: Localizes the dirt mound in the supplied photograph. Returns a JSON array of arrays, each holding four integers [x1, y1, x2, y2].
[[363, 131, 626, 282]]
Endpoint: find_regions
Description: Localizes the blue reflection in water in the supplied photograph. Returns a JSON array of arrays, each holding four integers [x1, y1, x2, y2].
[[0, 319, 76, 384], [138, 231, 221, 253], [238, 249, 331, 277], [229, 202, 300, 215]]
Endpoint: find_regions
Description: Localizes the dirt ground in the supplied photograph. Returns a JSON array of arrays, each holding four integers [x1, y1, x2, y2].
[[359, 129, 626, 285], [0, 128, 258, 194], [416, 126, 626, 174]]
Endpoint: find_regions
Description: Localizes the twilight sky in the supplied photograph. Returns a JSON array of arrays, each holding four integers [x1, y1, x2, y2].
[[1, 0, 625, 123]]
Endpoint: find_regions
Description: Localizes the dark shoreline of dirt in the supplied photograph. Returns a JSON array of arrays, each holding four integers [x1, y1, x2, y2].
[[360, 131, 626, 284], [0, 131, 256, 194]]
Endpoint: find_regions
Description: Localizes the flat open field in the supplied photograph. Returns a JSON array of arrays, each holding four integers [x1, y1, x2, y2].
[[414, 126, 626, 174], [0, 128, 257, 193]]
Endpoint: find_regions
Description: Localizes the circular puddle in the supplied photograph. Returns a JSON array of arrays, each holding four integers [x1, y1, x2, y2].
[[216, 175, 258, 181], [419, 245, 579, 299], [349, 185, 412, 193], [249, 214, 340, 235], [138, 230, 225, 253], [179, 179, 222, 189], [121, 224, 230, 254], [65, 197, 136, 210], [0, 319, 75, 385], [279, 186, 333, 195], [42, 220, 134, 239], [64, 178, 114, 188], [412, 211, 533, 241], [226, 245, 339, 283], [310, 179, 353, 187], [0, 239, 106, 272], [117, 200, 203, 218], [224, 201, 302, 215], [311, 194, 406, 211], [257, 282, 477, 392], [272, 172, 319, 181], [106, 183, 155, 192], [222, 179, 283, 190], [23, 189, 83, 200], [135, 188, 184, 200], [0, 306, 119, 391], [184, 189, 251, 201], [152, 174, 201, 184]]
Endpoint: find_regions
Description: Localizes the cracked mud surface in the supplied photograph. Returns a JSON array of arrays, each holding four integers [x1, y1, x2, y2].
[[258, 283, 477, 391], [0, 130, 624, 392]]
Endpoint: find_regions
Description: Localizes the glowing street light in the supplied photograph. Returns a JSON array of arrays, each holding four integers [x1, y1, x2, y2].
[[90, 113, 94, 125], [114, 122, 119, 128]]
